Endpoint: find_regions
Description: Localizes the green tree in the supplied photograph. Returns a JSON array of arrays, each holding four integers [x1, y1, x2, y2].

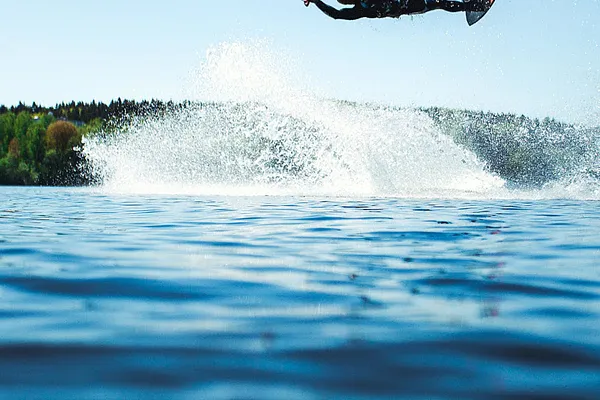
[[0, 156, 26, 185], [41, 112, 56, 129], [14, 112, 32, 157], [14, 111, 31, 138], [78, 118, 104, 137], [25, 123, 46, 164]]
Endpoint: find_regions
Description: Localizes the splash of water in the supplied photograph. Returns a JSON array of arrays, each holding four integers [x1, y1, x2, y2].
[[83, 41, 598, 199]]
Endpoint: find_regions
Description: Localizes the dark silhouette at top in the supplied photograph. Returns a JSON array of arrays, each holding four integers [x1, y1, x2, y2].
[[303, 0, 491, 20]]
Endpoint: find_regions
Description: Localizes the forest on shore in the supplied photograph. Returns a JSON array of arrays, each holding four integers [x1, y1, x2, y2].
[[1, 99, 597, 187], [0, 99, 185, 186]]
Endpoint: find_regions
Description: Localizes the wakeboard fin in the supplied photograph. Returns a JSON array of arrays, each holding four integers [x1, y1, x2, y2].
[[466, 0, 496, 26]]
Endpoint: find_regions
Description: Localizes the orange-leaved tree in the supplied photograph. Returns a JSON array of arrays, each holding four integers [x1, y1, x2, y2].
[[8, 138, 20, 158], [46, 121, 80, 153]]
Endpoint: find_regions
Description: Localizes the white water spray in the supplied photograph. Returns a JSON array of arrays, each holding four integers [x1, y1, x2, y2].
[[83, 41, 510, 198]]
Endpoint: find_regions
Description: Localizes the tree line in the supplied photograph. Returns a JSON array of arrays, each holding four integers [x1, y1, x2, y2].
[[0, 99, 187, 186], [2, 99, 598, 187], [423, 107, 600, 186], [1, 98, 190, 125]]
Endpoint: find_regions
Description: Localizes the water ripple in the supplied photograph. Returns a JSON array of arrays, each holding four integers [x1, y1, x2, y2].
[[1, 188, 600, 399]]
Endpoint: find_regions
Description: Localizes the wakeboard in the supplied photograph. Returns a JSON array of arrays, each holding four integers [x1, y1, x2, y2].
[[466, 0, 496, 26]]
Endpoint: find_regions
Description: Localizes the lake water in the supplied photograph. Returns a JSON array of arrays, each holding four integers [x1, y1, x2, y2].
[[1, 186, 599, 399]]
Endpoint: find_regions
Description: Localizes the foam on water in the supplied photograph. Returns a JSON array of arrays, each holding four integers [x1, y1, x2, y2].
[[83, 41, 598, 200]]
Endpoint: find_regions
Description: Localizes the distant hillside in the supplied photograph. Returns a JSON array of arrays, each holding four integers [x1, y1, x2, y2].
[[422, 107, 600, 187]]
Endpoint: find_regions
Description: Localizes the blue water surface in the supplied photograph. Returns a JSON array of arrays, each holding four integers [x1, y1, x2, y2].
[[1, 187, 600, 399]]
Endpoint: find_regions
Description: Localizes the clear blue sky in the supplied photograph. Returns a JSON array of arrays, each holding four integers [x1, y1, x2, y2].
[[1, 0, 599, 124]]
